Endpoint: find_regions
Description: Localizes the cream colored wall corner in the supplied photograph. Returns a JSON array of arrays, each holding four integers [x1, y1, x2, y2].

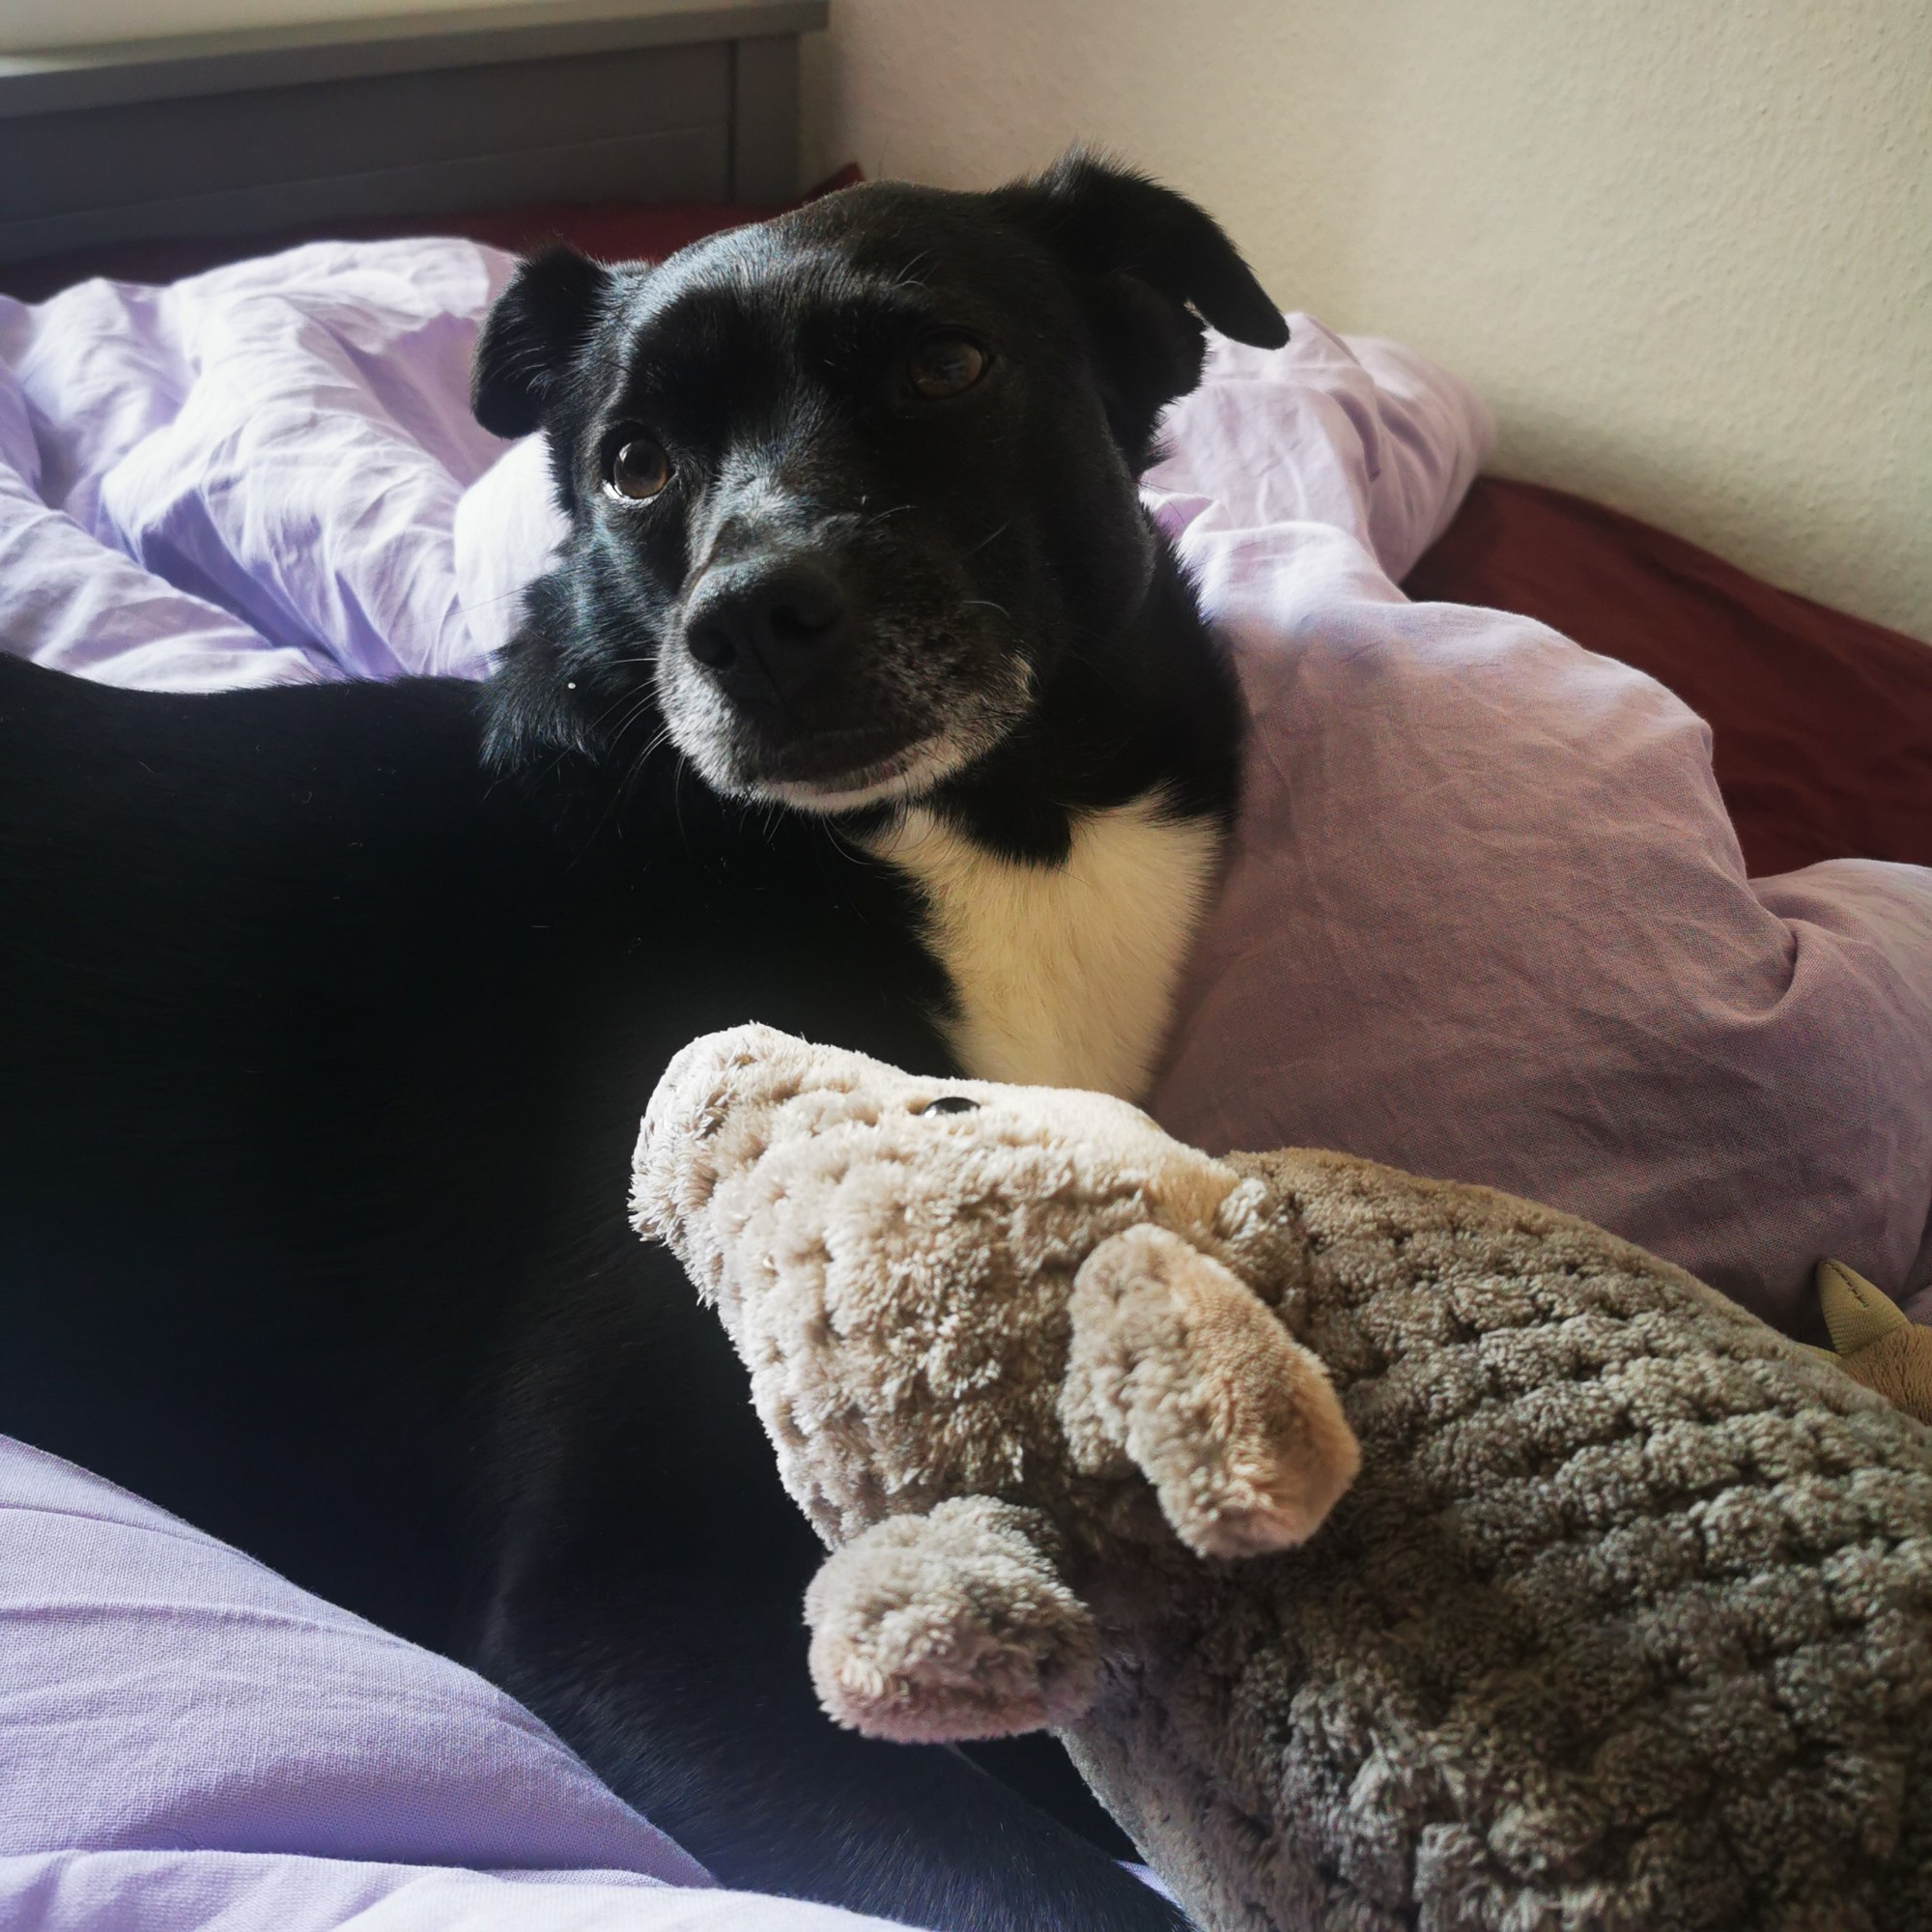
[[803, 0, 1931, 641]]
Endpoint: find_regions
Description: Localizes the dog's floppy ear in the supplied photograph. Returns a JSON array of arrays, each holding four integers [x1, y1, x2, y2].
[[991, 152, 1287, 468], [471, 246, 616, 440]]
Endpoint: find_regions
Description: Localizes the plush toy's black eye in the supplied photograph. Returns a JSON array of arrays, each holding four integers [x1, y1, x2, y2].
[[918, 1095, 980, 1116], [605, 435, 670, 502]]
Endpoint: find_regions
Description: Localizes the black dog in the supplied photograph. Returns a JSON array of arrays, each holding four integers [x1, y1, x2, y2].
[[0, 157, 1285, 1930]]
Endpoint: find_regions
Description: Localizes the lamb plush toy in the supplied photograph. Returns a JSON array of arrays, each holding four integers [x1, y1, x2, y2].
[[634, 1025, 1932, 1932]]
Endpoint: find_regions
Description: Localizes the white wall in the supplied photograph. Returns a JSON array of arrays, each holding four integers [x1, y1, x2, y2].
[[803, 0, 1932, 640]]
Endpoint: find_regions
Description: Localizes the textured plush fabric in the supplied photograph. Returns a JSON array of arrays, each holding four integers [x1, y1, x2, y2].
[[639, 1025, 1932, 1932], [633, 1026, 1315, 1556], [1811, 1260, 1932, 1424], [1092, 1146, 1932, 1932]]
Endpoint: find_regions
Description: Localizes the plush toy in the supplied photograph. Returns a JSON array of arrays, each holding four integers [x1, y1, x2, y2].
[[634, 1025, 1932, 1932]]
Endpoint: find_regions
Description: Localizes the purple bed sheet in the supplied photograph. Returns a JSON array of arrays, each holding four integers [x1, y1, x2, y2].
[[0, 1431, 900, 1932]]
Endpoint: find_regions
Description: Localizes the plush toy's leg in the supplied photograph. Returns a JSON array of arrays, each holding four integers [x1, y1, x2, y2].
[[806, 1496, 1102, 1745], [1061, 1223, 1360, 1558]]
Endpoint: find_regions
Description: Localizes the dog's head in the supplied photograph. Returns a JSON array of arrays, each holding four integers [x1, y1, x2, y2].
[[474, 155, 1285, 810]]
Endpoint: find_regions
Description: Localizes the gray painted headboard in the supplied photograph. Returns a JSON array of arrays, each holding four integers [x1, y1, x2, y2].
[[0, 0, 828, 268]]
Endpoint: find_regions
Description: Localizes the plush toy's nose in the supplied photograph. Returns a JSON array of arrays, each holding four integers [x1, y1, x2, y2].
[[650, 1024, 765, 1138], [633, 1022, 794, 1246]]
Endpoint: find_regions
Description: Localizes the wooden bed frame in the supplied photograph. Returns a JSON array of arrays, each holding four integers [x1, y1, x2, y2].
[[0, 0, 827, 268]]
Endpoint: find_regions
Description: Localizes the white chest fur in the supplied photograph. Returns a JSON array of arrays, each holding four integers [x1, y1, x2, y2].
[[867, 794, 1225, 1100]]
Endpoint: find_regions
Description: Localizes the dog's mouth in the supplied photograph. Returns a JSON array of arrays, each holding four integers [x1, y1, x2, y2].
[[651, 601, 1037, 815], [754, 726, 969, 813], [657, 649, 1035, 814]]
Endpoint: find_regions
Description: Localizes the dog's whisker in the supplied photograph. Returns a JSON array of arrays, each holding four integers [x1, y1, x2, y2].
[[960, 520, 1011, 559], [593, 690, 655, 738], [669, 745, 695, 856]]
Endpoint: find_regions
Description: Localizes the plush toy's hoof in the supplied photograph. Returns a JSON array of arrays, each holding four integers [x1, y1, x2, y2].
[[804, 1497, 1101, 1744], [1805, 1259, 1932, 1425]]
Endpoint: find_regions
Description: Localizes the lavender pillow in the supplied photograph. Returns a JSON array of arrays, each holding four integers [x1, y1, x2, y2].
[[0, 1433, 897, 1931], [1144, 327, 1932, 1334]]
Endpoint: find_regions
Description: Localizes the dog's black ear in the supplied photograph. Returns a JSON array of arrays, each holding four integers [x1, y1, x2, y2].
[[472, 246, 616, 439], [991, 153, 1287, 468]]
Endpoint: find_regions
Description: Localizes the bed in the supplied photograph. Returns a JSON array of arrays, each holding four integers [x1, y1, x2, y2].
[[1, 18, 1928, 1927], [0, 0, 825, 278]]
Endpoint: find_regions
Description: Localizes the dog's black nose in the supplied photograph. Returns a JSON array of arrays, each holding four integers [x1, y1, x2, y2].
[[683, 558, 851, 705]]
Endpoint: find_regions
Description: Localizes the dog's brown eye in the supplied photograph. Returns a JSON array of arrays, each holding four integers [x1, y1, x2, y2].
[[906, 335, 987, 401], [918, 1095, 980, 1116], [607, 437, 670, 502]]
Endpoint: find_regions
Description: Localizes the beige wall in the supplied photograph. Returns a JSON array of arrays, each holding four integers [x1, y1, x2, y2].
[[803, 0, 1932, 640]]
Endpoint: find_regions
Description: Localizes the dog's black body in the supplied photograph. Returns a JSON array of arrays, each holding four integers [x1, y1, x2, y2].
[[0, 161, 1283, 1930]]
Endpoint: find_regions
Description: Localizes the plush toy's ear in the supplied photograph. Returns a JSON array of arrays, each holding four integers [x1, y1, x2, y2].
[[1061, 1224, 1359, 1559], [471, 245, 616, 440], [990, 152, 1288, 468], [804, 1498, 1100, 1744]]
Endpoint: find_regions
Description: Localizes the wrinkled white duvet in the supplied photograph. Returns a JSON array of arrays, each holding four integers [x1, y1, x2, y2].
[[0, 242, 514, 688]]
